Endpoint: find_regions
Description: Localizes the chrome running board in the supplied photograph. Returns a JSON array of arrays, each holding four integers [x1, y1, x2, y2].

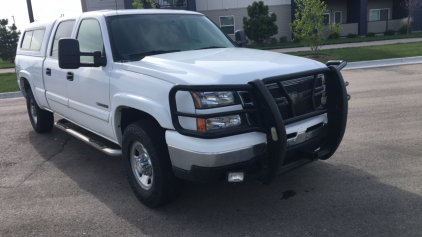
[[55, 119, 122, 157]]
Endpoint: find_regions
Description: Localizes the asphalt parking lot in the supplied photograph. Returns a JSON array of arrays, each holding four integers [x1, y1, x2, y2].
[[1, 64, 422, 236]]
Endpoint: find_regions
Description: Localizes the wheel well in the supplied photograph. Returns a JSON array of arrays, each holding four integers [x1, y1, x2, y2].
[[119, 107, 159, 135], [20, 77, 30, 98]]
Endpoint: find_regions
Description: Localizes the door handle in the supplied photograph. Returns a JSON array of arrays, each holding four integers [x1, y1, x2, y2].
[[46, 68, 51, 76], [66, 72, 74, 81]]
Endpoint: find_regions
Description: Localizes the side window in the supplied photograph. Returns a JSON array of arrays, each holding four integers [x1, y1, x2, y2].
[[29, 29, 45, 51], [21, 31, 33, 50], [51, 21, 75, 59], [77, 19, 104, 63]]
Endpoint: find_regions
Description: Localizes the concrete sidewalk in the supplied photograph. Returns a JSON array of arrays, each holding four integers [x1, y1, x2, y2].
[[0, 68, 15, 73], [270, 37, 422, 53]]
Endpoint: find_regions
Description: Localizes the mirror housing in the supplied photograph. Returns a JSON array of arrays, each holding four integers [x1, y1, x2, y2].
[[58, 38, 107, 69], [58, 38, 81, 69], [235, 30, 247, 47]]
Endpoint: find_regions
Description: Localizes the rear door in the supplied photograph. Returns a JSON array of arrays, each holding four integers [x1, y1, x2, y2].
[[66, 17, 114, 140], [43, 20, 75, 117]]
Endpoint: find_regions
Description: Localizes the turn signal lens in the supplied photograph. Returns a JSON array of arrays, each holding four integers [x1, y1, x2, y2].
[[197, 118, 206, 132]]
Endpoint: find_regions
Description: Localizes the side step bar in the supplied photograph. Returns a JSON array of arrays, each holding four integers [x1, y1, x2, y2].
[[55, 119, 122, 157]]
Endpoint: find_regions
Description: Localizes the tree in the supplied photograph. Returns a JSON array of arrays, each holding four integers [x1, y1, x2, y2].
[[243, 1, 278, 45], [290, 0, 341, 56], [133, 0, 156, 9], [0, 19, 21, 63], [401, 0, 422, 34]]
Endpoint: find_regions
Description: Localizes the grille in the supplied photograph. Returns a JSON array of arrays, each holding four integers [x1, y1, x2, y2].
[[238, 74, 326, 124], [270, 74, 326, 120]]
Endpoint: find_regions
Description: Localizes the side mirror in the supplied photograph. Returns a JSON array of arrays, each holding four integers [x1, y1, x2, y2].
[[58, 38, 107, 69], [58, 38, 81, 69], [235, 30, 247, 47]]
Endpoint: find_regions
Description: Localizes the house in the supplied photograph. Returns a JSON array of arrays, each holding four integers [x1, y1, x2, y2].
[[81, 0, 422, 40]]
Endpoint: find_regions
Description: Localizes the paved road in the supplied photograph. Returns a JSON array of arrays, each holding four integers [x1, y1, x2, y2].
[[1, 64, 422, 236], [270, 37, 422, 53]]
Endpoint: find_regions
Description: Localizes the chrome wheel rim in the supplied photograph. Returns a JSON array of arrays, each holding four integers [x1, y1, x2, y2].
[[30, 100, 37, 124], [130, 141, 153, 190]]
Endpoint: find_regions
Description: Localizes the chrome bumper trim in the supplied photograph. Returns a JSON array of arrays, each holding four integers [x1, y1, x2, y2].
[[287, 123, 325, 147], [168, 143, 267, 171]]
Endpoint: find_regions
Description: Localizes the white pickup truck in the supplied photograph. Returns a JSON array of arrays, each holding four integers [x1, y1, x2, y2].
[[15, 9, 349, 207]]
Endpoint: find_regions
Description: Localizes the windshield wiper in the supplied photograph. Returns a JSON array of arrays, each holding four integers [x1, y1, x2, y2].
[[194, 46, 227, 50], [128, 50, 181, 60]]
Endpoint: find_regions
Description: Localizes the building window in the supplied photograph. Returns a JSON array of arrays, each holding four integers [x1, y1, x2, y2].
[[334, 11, 342, 24], [220, 16, 235, 35], [369, 9, 390, 21], [323, 13, 330, 25]]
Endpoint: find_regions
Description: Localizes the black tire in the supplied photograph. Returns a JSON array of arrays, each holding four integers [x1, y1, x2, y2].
[[26, 89, 54, 133], [122, 120, 183, 208]]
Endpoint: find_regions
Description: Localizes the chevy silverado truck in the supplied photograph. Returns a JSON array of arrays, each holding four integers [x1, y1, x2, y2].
[[15, 9, 349, 207]]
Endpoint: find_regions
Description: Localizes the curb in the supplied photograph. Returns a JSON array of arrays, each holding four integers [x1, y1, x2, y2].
[[0, 91, 23, 100], [344, 56, 422, 70]]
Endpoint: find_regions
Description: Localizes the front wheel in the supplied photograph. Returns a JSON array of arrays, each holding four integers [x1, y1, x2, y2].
[[26, 89, 54, 133], [122, 120, 183, 208]]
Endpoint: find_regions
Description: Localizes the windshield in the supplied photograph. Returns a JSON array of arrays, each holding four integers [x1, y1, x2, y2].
[[106, 14, 236, 61]]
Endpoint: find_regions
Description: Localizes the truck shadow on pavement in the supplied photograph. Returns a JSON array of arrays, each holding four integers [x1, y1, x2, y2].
[[27, 128, 422, 236]]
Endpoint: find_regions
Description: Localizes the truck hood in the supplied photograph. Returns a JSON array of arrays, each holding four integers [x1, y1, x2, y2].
[[121, 48, 326, 85]]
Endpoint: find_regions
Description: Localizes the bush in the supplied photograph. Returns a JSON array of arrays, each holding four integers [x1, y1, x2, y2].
[[292, 37, 300, 43], [366, 32, 375, 37], [399, 26, 412, 34], [328, 32, 340, 39], [268, 37, 278, 45], [346, 33, 357, 38], [384, 29, 395, 36], [280, 36, 287, 43], [243, 1, 278, 45]]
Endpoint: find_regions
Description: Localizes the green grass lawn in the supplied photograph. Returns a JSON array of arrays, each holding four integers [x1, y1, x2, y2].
[[288, 41, 422, 63], [252, 32, 422, 50], [0, 73, 19, 93], [0, 59, 14, 69]]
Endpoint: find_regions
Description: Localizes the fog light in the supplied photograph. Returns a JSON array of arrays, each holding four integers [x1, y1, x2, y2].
[[228, 172, 244, 182]]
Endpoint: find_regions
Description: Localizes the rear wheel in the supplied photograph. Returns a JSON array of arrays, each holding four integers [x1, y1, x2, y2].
[[26, 89, 54, 133], [122, 120, 183, 208]]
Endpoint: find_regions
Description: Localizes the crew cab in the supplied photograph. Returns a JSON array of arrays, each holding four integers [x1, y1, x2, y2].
[[15, 9, 349, 208]]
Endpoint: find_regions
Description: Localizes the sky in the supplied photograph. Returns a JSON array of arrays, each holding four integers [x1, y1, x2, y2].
[[0, 0, 82, 32]]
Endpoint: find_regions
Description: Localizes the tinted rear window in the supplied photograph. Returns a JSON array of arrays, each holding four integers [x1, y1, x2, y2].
[[29, 29, 45, 50], [21, 29, 45, 51], [21, 31, 33, 50]]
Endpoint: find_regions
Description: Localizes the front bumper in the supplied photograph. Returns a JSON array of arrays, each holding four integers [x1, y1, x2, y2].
[[168, 62, 348, 184], [167, 114, 328, 182]]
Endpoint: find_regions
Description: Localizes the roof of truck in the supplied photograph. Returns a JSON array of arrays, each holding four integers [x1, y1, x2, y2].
[[97, 9, 203, 17]]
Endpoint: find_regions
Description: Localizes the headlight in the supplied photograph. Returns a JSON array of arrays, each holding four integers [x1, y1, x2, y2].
[[197, 115, 242, 132], [191, 91, 238, 109]]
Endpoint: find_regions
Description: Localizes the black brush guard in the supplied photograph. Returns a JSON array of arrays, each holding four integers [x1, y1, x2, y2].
[[168, 61, 348, 185]]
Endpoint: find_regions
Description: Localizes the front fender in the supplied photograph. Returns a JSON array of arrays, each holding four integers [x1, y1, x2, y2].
[[111, 93, 174, 144]]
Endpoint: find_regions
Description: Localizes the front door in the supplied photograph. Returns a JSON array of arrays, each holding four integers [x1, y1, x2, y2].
[[66, 18, 114, 140]]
